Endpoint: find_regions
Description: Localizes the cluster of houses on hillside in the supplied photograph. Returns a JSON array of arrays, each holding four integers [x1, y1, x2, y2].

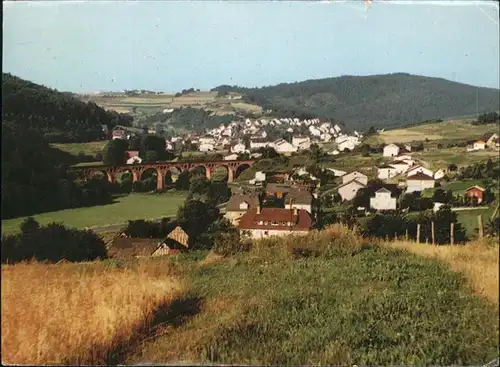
[[109, 118, 364, 162]]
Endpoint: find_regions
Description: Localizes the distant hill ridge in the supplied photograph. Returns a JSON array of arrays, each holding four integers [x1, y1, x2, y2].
[[212, 73, 500, 131]]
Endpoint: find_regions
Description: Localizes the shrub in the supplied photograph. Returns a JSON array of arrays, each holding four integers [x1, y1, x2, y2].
[[1, 218, 107, 264]]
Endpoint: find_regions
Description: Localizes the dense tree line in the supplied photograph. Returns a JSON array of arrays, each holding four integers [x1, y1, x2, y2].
[[102, 135, 175, 166], [2, 122, 113, 219], [456, 159, 499, 180], [471, 111, 499, 125], [2, 73, 133, 143], [212, 73, 500, 131], [1, 218, 107, 264]]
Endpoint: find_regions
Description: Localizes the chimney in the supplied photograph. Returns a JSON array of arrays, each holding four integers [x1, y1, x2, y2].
[[293, 207, 298, 216], [256, 203, 261, 214]]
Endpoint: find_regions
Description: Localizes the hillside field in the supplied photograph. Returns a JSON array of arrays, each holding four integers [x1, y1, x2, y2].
[[1, 193, 186, 235], [2, 226, 498, 365], [81, 91, 262, 116], [376, 120, 498, 144], [52, 141, 107, 157]]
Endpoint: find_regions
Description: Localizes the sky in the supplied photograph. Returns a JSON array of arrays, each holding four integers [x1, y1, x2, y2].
[[3, 0, 500, 93]]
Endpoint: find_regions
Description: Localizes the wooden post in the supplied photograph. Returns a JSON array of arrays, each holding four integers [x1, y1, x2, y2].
[[417, 224, 421, 243], [450, 222, 454, 245], [431, 221, 435, 245], [478, 215, 484, 239], [405, 229, 409, 240]]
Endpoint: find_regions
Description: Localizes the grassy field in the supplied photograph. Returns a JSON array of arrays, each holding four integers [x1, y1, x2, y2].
[[1, 259, 182, 365], [377, 120, 498, 144], [52, 141, 107, 157], [2, 226, 498, 365], [123, 226, 498, 365], [414, 147, 499, 170], [456, 206, 496, 238], [1, 193, 186, 235], [81, 91, 262, 115]]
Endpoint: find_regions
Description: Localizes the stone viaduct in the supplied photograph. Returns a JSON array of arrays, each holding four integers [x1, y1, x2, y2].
[[68, 159, 255, 189]]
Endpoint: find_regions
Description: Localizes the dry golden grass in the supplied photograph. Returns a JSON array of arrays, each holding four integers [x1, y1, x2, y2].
[[381, 238, 499, 305], [1, 259, 183, 365]]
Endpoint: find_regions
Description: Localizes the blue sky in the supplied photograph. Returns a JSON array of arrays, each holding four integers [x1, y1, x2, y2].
[[3, 0, 499, 93]]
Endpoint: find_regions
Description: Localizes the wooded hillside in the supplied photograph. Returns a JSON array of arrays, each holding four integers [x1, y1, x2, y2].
[[213, 73, 500, 131], [2, 73, 133, 143]]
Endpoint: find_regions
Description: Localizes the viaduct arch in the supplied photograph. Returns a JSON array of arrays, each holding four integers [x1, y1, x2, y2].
[[69, 159, 255, 189]]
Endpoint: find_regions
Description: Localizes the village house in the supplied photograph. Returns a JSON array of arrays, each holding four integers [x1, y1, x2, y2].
[[273, 139, 298, 155], [472, 140, 486, 151], [249, 171, 266, 185], [406, 165, 434, 178], [266, 183, 294, 199], [225, 192, 261, 225], [337, 179, 367, 202], [377, 165, 399, 180], [237, 206, 312, 239], [390, 160, 411, 175], [405, 172, 435, 193], [326, 168, 347, 177], [465, 185, 485, 204], [231, 142, 247, 154], [250, 138, 270, 150], [383, 143, 400, 157], [199, 142, 215, 152], [480, 133, 499, 148], [342, 171, 368, 186], [126, 151, 142, 165], [292, 136, 311, 147], [109, 225, 188, 259], [285, 189, 313, 214], [224, 153, 239, 161], [434, 169, 446, 180], [112, 128, 126, 140], [370, 188, 397, 211]]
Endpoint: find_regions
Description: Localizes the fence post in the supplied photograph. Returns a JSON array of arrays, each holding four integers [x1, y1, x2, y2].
[[478, 215, 484, 239], [431, 221, 435, 245], [450, 222, 454, 245], [405, 228, 409, 240], [417, 224, 421, 243]]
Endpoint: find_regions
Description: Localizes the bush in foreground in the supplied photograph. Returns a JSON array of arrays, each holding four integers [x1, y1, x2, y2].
[[1, 218, 107, 264]]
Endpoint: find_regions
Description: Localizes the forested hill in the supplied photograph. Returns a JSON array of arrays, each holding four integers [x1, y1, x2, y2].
[[212, 73, 500, 131], [2, 73, 133, 143]]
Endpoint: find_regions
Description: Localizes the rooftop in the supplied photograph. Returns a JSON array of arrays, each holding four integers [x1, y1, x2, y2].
[[238, 208, 312, 231]]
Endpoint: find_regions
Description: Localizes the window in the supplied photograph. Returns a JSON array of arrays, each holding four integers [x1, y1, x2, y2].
[[264, 231, 269, 236]]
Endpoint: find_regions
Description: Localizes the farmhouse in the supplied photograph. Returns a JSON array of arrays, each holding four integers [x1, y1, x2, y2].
[[342, 171, 368, 186], [249, 171, 266, 185], [465, 185, 485, 204], [383, 143, 400, 157], [237, 206, 312, 239], [405, 172, 435, 193], [337, 179, 367, 202], [480, 133, 499, 148], [370, 188, 397, 211]]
